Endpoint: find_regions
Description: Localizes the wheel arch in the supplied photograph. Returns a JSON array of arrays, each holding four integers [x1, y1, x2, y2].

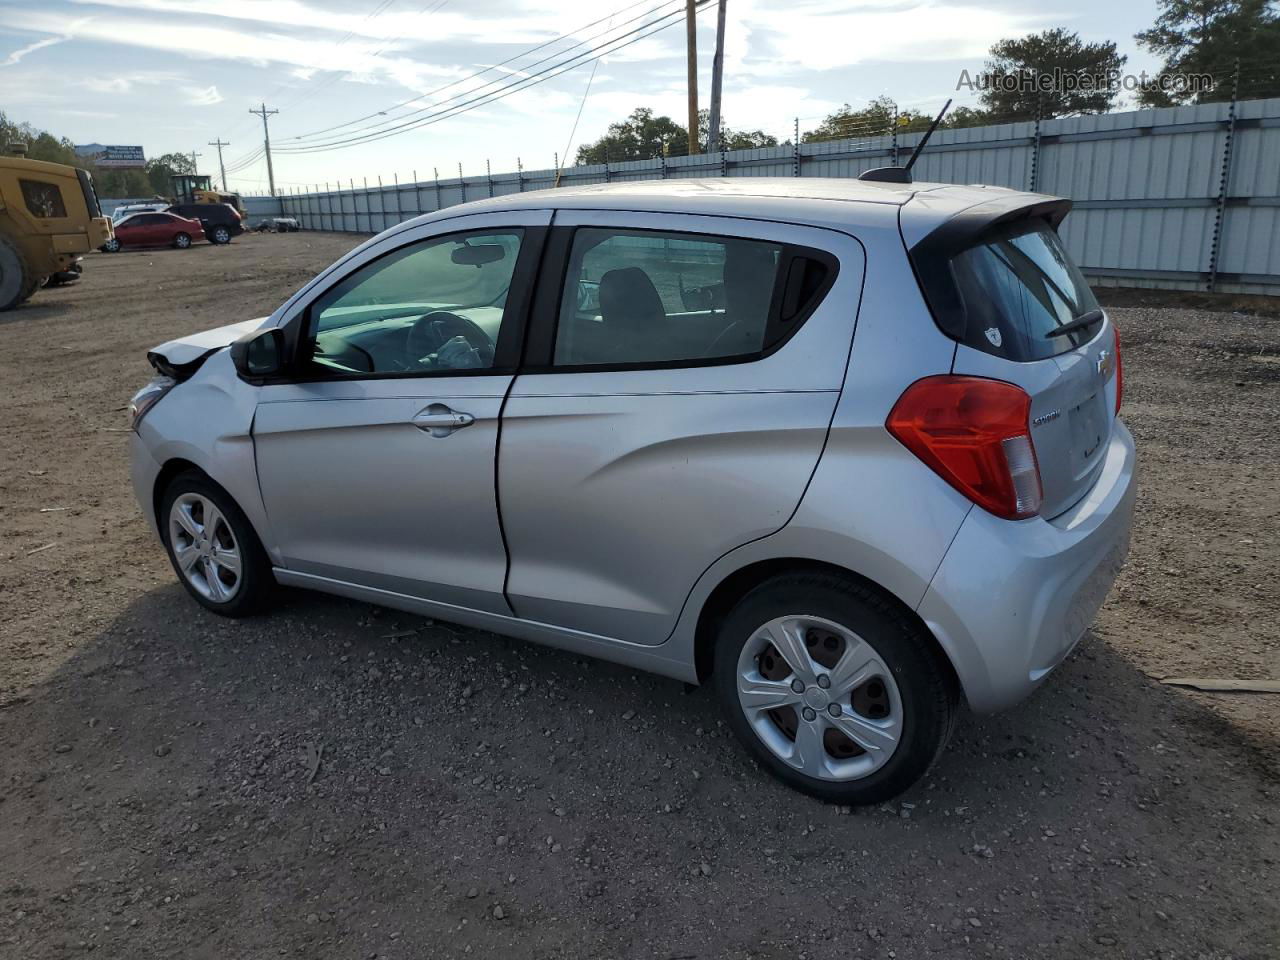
[[151, 457, 270, 556], [152, 457, 198, 525], [692, 557, 961, 696]]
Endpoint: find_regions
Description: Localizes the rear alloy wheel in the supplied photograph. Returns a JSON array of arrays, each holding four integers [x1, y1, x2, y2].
[[161, 472, 273, 616], [714, 573, 958, 804], [173, 232, 192, 249], [103, 237, 121, 253], [736, 615, 904, 781], [210, 225, 231, 244]]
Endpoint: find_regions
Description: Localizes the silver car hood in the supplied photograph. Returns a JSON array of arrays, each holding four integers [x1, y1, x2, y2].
[[149, 317, 270, 369]]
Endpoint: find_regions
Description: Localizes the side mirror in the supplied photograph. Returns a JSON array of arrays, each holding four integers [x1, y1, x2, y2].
[[230, 327, 286, 379]]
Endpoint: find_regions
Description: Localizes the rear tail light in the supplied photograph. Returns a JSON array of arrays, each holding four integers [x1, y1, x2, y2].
[[1113, 324, 1123, 413], [887, 376, 1043, 520]]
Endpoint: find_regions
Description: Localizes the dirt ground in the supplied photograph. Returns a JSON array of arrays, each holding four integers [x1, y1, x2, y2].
[[1, 233, 1277, 960]]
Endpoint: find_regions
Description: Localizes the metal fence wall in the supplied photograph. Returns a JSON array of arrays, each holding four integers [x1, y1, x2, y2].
[[268, 97, 1280, 295]]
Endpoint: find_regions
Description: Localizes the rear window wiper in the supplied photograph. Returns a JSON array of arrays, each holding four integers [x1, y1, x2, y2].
[[1044, 307, 1104, 339]]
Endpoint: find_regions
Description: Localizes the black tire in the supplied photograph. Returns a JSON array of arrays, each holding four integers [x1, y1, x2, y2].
[[20, 276, 42, 304], [0, 234, 32, 311], [173, 232, 192, 249], [210, 225, 232, 245], [713, 571, 959, 805], [103, 237, 121, 253], [159, 470, 274, 617]]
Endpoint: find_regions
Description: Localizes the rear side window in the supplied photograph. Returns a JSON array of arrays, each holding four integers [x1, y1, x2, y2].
[[20, 180, 67, 218], [553, 227, 833, 367], [940, 221, 1098, 361]]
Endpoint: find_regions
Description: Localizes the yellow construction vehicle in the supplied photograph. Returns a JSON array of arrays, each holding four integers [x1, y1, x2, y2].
[[0, 144, 113, 310], [170, 173, 246, 217]]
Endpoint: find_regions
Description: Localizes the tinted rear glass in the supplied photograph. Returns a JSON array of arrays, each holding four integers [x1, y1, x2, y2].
[[949, 221, 1098, 361]]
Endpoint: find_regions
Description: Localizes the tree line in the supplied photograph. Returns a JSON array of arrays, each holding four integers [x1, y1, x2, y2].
[[1, 112, 198, 198], [577, 0, 1280, 161]]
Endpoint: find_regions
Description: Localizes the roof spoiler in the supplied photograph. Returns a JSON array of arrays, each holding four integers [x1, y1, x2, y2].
[[858, 99, 951, 184]]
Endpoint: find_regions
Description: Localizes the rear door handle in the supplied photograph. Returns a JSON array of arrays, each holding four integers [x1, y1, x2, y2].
[[413, 404, 475, 437]]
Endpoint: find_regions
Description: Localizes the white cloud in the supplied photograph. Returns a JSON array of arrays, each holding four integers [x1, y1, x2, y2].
[[730, 0, 1047, 72], [80, 70, 185, 94], [1, 35, 68, 67], [6, 9, 460, 85], [186, 84, 224, 105]]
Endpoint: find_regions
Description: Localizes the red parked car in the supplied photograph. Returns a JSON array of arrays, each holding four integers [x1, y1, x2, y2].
[[103, 212, 205, 252]]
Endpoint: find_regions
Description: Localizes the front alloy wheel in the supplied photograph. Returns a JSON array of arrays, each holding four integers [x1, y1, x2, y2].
[[169, 493, 243, 603], [160, 471, 273, 616], [211, 226, 231, 244], [174, 233, 192, 249]]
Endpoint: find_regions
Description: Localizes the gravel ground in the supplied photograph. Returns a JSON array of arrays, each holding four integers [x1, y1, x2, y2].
[[1, 234, 1278, 960]]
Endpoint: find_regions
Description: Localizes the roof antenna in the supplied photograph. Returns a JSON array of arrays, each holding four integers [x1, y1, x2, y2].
[[858, 98, 952, 184]]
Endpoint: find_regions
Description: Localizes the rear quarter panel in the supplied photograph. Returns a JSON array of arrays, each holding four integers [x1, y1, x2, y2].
[[666, 215, 971, 656]]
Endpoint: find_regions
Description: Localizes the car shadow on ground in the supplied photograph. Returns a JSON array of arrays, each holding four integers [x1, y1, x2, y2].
[[2, 584, 1277, 959]]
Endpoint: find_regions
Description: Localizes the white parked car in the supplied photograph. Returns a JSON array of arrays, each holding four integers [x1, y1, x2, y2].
[[127, 178, 1135, 803], [111, 202, 168, 224]]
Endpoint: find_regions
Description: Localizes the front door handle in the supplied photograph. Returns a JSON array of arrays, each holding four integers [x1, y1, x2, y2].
[[413, 403, 475, 437]]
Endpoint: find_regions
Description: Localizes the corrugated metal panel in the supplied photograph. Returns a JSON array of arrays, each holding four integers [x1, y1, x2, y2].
[[271, 96, 1280, 291]]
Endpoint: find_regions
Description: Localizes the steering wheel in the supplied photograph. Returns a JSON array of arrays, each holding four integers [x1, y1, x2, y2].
[[407, 311, 495, 367]]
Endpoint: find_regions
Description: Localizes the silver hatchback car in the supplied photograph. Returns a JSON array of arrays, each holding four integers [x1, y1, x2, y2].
[[129, 179, 1136, 803]]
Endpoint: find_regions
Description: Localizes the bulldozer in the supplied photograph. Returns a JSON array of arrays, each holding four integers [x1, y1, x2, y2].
[[0, 144, 113, 311], [170, 173, 246, 217]]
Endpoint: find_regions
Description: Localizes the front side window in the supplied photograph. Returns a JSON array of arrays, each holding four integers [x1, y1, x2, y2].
[[306, 230, 523, 376], [948, 221, 1099, 361], [20, 180, 67, 218], [554, 228, 788, 367]]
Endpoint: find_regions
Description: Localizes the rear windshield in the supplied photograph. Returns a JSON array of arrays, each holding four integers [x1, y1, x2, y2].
[[948, 221, 1099, 361]]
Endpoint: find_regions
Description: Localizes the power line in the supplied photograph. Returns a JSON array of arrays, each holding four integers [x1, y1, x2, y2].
[[223, 147, 265, 175], [274, 1, 705, 155], [557, 11, 613, 183], [286, 0, 674, 144], [285, 0, 690, 147]]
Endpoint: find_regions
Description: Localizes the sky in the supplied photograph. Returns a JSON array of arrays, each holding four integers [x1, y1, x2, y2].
[[1, 0, 1166, 195]]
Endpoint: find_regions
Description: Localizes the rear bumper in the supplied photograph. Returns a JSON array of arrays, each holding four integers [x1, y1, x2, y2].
[[918, 420, 1137, 713]]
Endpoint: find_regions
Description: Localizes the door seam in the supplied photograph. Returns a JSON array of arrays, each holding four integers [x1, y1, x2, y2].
[[496, 210, 559, 616]]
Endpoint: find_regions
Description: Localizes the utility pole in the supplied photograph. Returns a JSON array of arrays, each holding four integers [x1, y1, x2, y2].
[[207, 139, 230, 191], [685, 0, 699, 155], [190, 150, 202, 175], [707, 0, 727, 153], [249, 102, 279, 196]]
